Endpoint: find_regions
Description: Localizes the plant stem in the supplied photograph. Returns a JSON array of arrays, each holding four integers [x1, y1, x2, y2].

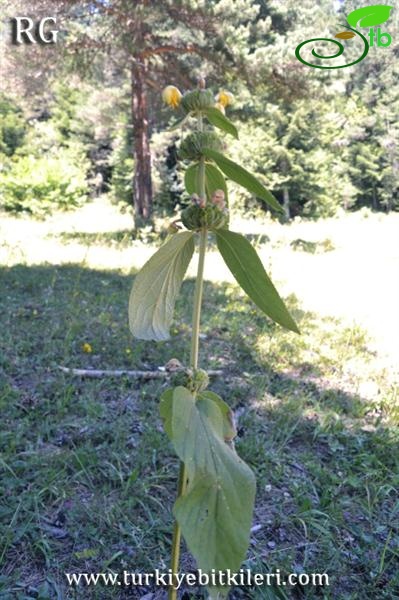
[[169, 462, 187, 598], [169, 98, 208, 600], [190, 226, 207, 370], [169, 158, 207, 600], [168, 228, 207, 600]]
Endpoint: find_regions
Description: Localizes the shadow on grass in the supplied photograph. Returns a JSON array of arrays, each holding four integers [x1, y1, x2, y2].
[[51, 228, 167, 247], [0, 264, 398, 599]]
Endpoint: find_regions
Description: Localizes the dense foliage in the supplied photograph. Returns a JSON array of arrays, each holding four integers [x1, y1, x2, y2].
[[0, 89, 90, 216], [0, 0, 397, 218]]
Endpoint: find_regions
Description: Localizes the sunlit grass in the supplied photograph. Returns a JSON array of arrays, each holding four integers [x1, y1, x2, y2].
[[1, 196, 398, 368], [1, 198, 398, 598]]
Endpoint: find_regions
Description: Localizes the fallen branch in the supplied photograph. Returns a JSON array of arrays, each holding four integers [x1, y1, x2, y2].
[[58, 366, 223, 379]]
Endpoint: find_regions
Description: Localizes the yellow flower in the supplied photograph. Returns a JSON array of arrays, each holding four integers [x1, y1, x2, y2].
[[162, 85, 182, 109], [214, 102, 225, 115], [82, 342, 92, 353], [216, 90, 234, 108], [125, 348, 132, 355]]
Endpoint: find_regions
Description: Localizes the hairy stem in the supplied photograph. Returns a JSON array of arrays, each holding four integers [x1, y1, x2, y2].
[[169, 228, 207, 599], [190, 226, 207, 369], [169, 461, 187, 597], [169, 135, 207, 600]]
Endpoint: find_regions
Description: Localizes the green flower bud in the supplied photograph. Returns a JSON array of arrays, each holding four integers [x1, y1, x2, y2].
[[171, 368, 209, 393], [179, 132, 223, 162], [171, 370, 191, 389], [181, 89, 214, 113], [181, 204, 229, 231], [181, 205, 201, 230], [191, 369, 209, 392]]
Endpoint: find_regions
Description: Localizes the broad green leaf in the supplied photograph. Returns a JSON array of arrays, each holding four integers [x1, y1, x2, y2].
[[170, 387, 256, 574], [205, 163, 228, 205], [200, 390, 236, 441], [202, 148, 283, 213], [215, 230, 300, 333], [184, 163, 198, 195], [202, 107, 239, 139], [347, 5, 393, 28], [184, 162, 203, 198], [159, 388, 237, 442], [128, 232, 194, 341], [160, 388, 236, 443], [184, 162, 228, 204]]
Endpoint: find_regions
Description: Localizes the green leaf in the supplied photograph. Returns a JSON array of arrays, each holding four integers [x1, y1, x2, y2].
[[128, 232, 195, 341], [170, 387, 256, 574], [202, 107, 239, 139], [184, 162, 203, 198], [184, 163, 198, 195], [347, 5, 393, 28], [215, 230, 300, 333], [184, 162, 228, 204], [161, 388, 237, 443], [202, 148, 283, 213], [205, 163, 228, 205], [200, 390, 236, 441]]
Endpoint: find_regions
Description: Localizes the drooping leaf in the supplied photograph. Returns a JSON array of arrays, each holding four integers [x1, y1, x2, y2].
[[184, 162, 228, 204], [169, 387, 256, 574], [347, 4, 393, 28], [160, 389, 236, 444], [202, 148, 283, 213], [202, 107, 239, 139], [128, 232, 195, 341], [200, 390, 236, 441], [215, 230, 300, 333]]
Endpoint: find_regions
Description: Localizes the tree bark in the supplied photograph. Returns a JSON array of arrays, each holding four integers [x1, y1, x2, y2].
[[131, 60, 152, 222]]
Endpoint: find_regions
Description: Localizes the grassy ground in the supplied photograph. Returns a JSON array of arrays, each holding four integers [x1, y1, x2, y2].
[[0, 200, 398, 599]]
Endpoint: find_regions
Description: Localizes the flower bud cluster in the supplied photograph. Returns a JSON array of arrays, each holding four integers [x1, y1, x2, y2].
[[162, 85, 234, 114], [181, 189, 228, 231], [178, 131, 224, 161], [171, 368, 210, 393]]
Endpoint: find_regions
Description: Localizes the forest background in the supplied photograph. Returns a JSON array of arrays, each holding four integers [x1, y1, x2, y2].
[[0, 1, 398, 599], [1, 0, 398, 222]]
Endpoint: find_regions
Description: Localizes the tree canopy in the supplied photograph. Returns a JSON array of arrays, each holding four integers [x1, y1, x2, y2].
[[0, 0, 397, 220]]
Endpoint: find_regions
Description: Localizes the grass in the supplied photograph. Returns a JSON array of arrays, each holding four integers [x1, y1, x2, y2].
[[0, 201, 398, 599]]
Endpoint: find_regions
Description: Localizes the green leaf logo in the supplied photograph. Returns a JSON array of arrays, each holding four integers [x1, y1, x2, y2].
[[347, 4, 393, 28]]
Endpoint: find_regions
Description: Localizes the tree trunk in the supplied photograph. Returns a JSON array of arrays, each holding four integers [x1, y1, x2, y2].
[[131, 60, 152, 222]]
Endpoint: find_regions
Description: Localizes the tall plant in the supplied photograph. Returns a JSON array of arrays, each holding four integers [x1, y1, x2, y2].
[[128, 79, 299, 599]]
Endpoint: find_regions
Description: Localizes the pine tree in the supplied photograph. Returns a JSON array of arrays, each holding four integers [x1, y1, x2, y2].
[[340, 0, 399, 210]]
